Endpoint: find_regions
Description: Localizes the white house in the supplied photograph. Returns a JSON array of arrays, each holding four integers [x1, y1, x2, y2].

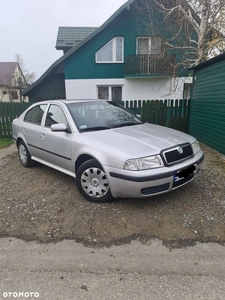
[[0, 62, 28, 102]]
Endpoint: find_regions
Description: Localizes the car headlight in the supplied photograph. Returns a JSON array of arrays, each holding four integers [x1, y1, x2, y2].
[[191, 140, 200, 155], [124, 155, 164, 170]]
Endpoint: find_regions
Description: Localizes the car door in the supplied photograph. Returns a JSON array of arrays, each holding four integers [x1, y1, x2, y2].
[[40, 104, 73, 172], [22, 104, 48, 158]]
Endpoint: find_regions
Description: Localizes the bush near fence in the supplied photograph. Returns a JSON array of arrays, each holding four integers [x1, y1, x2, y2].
[[0, 99, 190, 138]]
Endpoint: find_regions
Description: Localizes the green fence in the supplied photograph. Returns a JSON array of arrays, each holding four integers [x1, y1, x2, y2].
[[0, 99, 190, 138], [124, 99, 191, 133], [0, 102, 31, 138]]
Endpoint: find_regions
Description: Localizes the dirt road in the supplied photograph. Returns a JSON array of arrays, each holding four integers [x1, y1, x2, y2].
[[0, 144, 224, 248]]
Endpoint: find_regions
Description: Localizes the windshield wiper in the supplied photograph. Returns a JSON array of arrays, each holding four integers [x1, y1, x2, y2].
[[80, 126, 111, 132], [112, 122, 143, 128]]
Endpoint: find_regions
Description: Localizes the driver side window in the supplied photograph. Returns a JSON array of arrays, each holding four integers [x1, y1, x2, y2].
[[45, 105, 68, 127]]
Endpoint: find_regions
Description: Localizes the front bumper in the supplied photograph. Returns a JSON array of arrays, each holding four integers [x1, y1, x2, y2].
[[104, 150, 204, 198]]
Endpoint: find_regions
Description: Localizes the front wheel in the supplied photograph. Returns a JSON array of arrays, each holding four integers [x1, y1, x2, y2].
[[76, 159, 113, 203]]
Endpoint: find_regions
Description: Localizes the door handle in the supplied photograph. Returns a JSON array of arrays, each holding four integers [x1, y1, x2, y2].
[[41, 134, 46, 139]]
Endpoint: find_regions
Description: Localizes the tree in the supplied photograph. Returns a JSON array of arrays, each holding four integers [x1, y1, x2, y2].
[[15, 54, 35, 85], [206, 5, 225, 57], [135, 0, 225, 70], [13, 54, 36, 101]]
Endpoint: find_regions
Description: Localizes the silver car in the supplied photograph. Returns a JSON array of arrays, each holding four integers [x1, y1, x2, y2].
[[12, 100, 204, 202]]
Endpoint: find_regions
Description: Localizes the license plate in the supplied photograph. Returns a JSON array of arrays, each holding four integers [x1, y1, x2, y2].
[[174, 165, 196, 182]]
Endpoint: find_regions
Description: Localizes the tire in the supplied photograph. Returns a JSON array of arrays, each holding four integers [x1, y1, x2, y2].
[[76, 159, 113, 203], [18, 140, 34, 167]]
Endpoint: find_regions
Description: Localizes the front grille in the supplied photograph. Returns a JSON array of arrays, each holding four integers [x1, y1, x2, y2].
[[162, 143, 193, 165], [141, 183, 170, 195]]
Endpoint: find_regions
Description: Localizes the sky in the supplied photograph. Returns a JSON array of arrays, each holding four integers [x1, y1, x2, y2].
[[0, 0, 127, 80]]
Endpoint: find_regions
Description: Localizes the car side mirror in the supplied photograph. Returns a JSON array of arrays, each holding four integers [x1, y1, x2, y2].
[[51, 123, 71, 133]]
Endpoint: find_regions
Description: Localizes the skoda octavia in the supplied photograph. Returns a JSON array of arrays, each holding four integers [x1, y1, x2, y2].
[[12, 100, 204, 202]]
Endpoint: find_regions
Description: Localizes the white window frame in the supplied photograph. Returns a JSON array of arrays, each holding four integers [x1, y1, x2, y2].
[[97, 85, 123, 101], [96, 37, 124, 63], [136, 36, 161, 55]]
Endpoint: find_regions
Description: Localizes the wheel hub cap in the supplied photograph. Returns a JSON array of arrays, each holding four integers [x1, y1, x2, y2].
[[91, 178, 100, 187], [81, 167, 109, 198], [19, 145, 27, 164]]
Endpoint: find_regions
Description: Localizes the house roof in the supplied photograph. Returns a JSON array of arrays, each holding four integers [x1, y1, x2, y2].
[[189, 52, 225, 72], [56, 27, 98, 50], [0, 62, 17, 86], [22, 0, 199, 96]]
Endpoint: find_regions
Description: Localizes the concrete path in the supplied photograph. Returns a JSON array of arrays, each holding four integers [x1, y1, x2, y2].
[[0, 238, 225, 300]]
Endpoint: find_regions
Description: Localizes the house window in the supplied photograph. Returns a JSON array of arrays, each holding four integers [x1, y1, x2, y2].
[[9, 90, 18, 99], [98, 87, 109, 99], [96, 37, 124, 63], [98, 86, 122, 102], [2, 91, 7, 95], [137, 36, 161, 54], [112, 87, 122, 102]]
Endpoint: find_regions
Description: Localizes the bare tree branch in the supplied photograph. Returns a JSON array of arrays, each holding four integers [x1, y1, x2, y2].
[[135, 0, 225, 70], [15, 53, 36, 85]]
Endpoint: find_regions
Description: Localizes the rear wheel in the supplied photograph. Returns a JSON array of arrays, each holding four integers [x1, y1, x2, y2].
[[18, 140, 34, 167], [76, 159, 113, 202]]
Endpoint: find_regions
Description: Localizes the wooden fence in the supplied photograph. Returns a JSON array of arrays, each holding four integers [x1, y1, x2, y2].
[[124, 99, 191, 133], [0, 99, 191, 138], [0, 102, 31, 138]]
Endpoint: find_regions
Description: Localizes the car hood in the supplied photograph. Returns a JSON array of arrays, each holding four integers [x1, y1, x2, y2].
[[82, 123, 195, 158]]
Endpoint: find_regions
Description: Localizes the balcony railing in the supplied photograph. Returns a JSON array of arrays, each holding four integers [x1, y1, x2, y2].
[[125, 53, 176, 77]]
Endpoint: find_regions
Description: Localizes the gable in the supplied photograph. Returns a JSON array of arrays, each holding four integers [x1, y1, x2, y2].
[[64, 7, 134, 80], [63, 0, 192, 80]]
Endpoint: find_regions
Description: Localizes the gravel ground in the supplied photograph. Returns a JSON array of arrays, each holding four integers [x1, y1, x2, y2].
[[0, 144, 224, 248]]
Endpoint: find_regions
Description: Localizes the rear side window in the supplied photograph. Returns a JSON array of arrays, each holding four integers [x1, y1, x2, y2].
[[24, 105, 47, 125]]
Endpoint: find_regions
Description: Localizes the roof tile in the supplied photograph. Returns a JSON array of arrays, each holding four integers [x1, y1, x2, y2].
[[56, 27, 98, 49]]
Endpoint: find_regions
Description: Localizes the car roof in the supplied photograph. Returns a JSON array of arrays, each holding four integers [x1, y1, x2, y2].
[[35, 99, 108, 105]]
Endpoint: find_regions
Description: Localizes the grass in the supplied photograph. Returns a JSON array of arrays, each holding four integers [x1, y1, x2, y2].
[[0, 138, 13, 149]]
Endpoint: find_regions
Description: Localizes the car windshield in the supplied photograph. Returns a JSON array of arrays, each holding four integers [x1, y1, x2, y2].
[[66, 101, 143, 132]]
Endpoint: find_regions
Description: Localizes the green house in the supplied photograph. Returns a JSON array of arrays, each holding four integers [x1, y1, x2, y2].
[[189, 52, 225, 155], [23, 0, 196, 102]]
